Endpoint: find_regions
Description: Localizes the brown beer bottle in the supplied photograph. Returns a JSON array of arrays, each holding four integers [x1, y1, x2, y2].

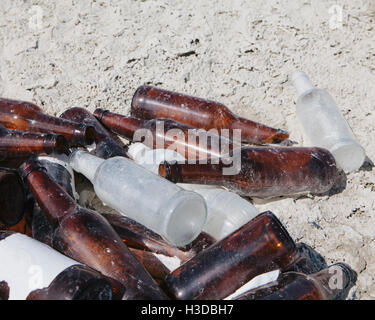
[[0, 231, 113, 300], [60, 107, 127, 159], [131, 85, 289, 145], [0, 281, 9, 300], [0, 97, 42, 116], [0, 125, 68, 160], [18, 159, 168, 300], [235, 263, 357, 300], [94, 108, 239, 160], [0, 168, 26, 228], [102, 212, 215, 263], [25, 156, 125, 300], [159, 146, 338, 198], [31, 155, 78, 247], [160, 211, 300, 300], [0, 104, 95, 146]]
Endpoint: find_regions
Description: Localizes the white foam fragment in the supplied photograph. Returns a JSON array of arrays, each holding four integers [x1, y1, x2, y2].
[[224, 269, 280, 300]]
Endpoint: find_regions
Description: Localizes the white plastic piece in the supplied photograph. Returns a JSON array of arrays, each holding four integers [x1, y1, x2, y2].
[[69, 150, 207, 247], [292, 70, 365, 172], [127, 143, 259, 240], [0, 233, 80, 300], [152, 253, 182, 272], [224, 269, 280, 300]]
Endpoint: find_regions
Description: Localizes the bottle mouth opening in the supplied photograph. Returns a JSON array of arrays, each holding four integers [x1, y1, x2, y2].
[[0, 171, 25, 226], [83, 125, 96, 145]]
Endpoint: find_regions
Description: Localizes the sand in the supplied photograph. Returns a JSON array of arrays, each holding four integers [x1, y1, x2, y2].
[[1, 0, 375, 299]]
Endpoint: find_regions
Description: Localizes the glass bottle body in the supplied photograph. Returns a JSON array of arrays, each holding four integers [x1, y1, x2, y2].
[[161, 211, 299, 300], [131, 86, 289, 144], [70, 151, 207, 247], [292, 71, 365, 172]]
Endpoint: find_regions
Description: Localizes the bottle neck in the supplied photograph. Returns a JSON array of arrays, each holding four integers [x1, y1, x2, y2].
[[94, 108, 144, 141], [292, 70, 315, 97], [159, 161, 228, 184], [230, 117, 289, 144], [69, 150, 104, 182], [19, 160, 78, 226]]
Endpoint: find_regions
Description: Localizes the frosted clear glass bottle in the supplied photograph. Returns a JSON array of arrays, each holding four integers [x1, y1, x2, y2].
[[292, 70, 365, 172], [128, 143, 259, 240], [69, 150, 207, 247]]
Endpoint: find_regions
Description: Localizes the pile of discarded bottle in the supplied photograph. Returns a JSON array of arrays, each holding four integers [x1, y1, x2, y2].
[[0, 71, 364, 300]]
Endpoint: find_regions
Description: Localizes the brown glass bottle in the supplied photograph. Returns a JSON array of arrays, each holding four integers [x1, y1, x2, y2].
[[131, 85, 289, 145], [0, 168, 26, 227], [0, 231, 113, 300], [235, 263, 357, 300], [0, 97, 42, 116], [159, 146, 338, 198], [102, 212, 215, 263], [94, 108, 239, 160], [60, 107, 127, 159], [1, 189, 34, 237], [0, 125, 67, 160], [0, 281, 9, 300], [25, 157, 125, 300], [31, 156, 77, 247], [0, 109, 95, 146], [18, 159, 168, 300], [160, 211, 300, 300]]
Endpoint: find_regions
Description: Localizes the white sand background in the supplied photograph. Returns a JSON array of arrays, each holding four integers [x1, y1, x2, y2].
[[1, 0, 375, 299]]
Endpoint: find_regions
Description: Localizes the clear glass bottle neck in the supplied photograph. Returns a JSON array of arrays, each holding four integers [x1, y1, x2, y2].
[[69, 150, 105, 182]]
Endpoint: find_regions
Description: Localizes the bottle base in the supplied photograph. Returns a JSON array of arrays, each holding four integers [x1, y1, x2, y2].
[[330, 141, 365, 173]]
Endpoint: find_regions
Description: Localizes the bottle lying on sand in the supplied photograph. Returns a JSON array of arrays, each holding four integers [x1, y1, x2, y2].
[[159, 146, 338, 198], [130, 85, 289, 145], [60, 107, 127, 159], [69, 150, 207, 247], [0, 168, 26, 228], [235, 263, 357, 300], [0, 125, 67, 160], [160, 211, 301, 300], [292, 71, 365, 172], [0, 231, 113, 300], [19, 159, 168, 300], [0, 98, 95, 146], [94, 108, 239, 160], [128, 143, 259, 240]]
